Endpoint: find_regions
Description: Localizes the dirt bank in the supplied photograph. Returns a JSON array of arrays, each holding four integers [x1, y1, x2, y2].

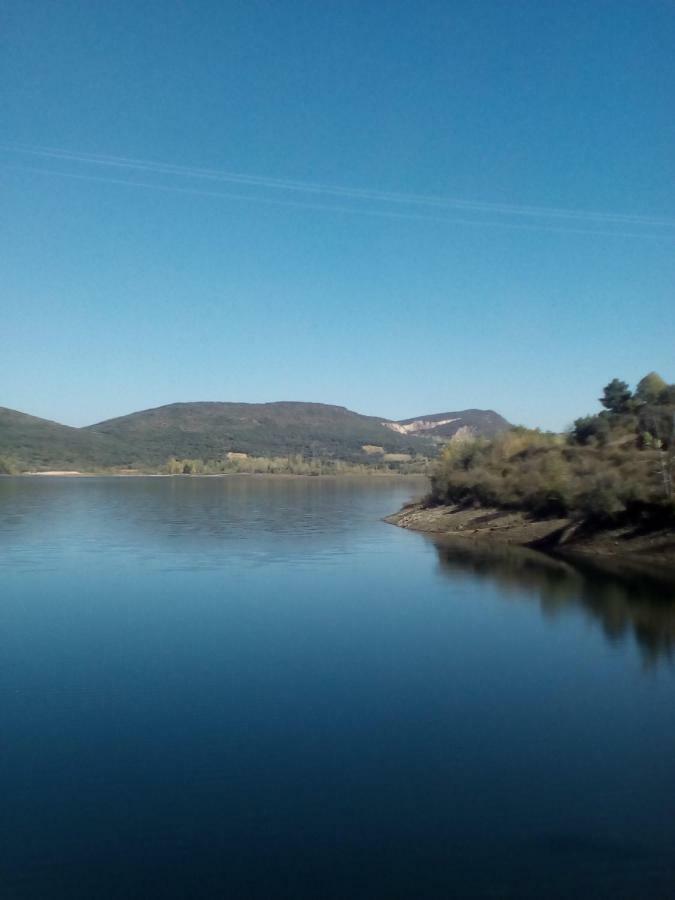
[[385, 502, 675, 568]]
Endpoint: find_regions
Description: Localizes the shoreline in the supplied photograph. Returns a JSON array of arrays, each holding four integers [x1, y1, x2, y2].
[[10, 471, 429, 480], [385, 501, 675, 569]]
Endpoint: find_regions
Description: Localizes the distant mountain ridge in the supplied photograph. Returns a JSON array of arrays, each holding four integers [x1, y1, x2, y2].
[[0, 401, 512, 471], [385, 409, 509, 440], [385, 416, 462, 435]]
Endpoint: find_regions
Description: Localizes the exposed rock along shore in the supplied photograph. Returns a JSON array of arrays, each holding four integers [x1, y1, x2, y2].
[[385, 502, 675, 567], [385, 503, 570, 544]]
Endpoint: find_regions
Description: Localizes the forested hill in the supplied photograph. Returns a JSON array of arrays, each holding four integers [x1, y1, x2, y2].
[[0, 401, 512, 472], [0, 407, 131, 472]]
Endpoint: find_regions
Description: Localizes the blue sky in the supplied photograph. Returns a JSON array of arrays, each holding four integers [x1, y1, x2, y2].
[[2, 0, 673, 430]]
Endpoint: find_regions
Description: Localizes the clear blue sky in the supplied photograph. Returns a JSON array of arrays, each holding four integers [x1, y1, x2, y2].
[[2, 0, 673, 430]]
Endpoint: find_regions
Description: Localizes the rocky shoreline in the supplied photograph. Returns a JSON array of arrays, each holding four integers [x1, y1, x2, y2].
[[385, 502, 675, 569]]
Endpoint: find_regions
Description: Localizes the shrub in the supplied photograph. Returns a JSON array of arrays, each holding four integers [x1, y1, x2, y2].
[[430, 426, 671, 522], [0, 456, 17, 475]]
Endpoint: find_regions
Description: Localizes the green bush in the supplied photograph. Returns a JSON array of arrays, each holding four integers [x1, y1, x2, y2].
[[0, 456, 17, 475], [431, 426, 672, 522]]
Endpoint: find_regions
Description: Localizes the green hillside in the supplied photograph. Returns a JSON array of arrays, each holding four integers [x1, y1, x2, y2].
[[0, 407, 131, 472], [86, 401, 435, 465], [0, 401, 512, 472]]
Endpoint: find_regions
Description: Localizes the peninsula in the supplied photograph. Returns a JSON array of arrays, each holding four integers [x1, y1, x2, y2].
[[388, 373, 675, 566]]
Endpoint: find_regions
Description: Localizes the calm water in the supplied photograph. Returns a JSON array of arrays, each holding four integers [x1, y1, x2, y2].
[[1, 476, 674, 899]]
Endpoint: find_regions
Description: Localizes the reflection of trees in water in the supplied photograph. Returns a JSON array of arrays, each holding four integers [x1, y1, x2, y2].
[[431, 538, 675, 666]]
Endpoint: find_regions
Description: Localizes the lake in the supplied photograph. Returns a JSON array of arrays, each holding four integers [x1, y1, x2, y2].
[[1, 476, 674, 899]]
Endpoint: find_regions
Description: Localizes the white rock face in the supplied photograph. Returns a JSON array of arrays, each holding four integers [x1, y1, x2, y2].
[[382, 417, 459, 435]]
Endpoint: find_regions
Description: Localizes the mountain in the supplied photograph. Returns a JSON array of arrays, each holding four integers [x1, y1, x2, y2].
[[88, 402, 513, 464], [86, 401, 435, 465], [0, 402, 512, 471], [0, 407, 131, 471], [389, 409, 511, 441]]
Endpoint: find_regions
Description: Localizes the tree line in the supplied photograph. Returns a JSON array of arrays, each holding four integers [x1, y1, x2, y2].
[[573, 372, 675, 451]]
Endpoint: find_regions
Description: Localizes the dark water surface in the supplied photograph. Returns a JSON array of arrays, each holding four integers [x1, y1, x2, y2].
[[1, 476, 674, 899]]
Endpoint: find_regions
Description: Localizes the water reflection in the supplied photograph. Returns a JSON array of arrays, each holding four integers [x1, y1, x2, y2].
[[2, 478, 675, 898], [431, 537, 675, 666]]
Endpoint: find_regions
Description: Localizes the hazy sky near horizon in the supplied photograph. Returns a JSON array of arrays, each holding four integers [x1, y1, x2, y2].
[[2, 0, 674, 431]]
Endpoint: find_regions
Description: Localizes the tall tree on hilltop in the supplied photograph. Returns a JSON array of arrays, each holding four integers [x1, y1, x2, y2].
[[599, 379, 632, 414]]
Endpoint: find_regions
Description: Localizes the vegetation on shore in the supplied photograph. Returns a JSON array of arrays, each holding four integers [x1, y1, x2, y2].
[[430, 373, 675, 525], [163, 454, 430, 476], [0, 456, 18, 475]]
